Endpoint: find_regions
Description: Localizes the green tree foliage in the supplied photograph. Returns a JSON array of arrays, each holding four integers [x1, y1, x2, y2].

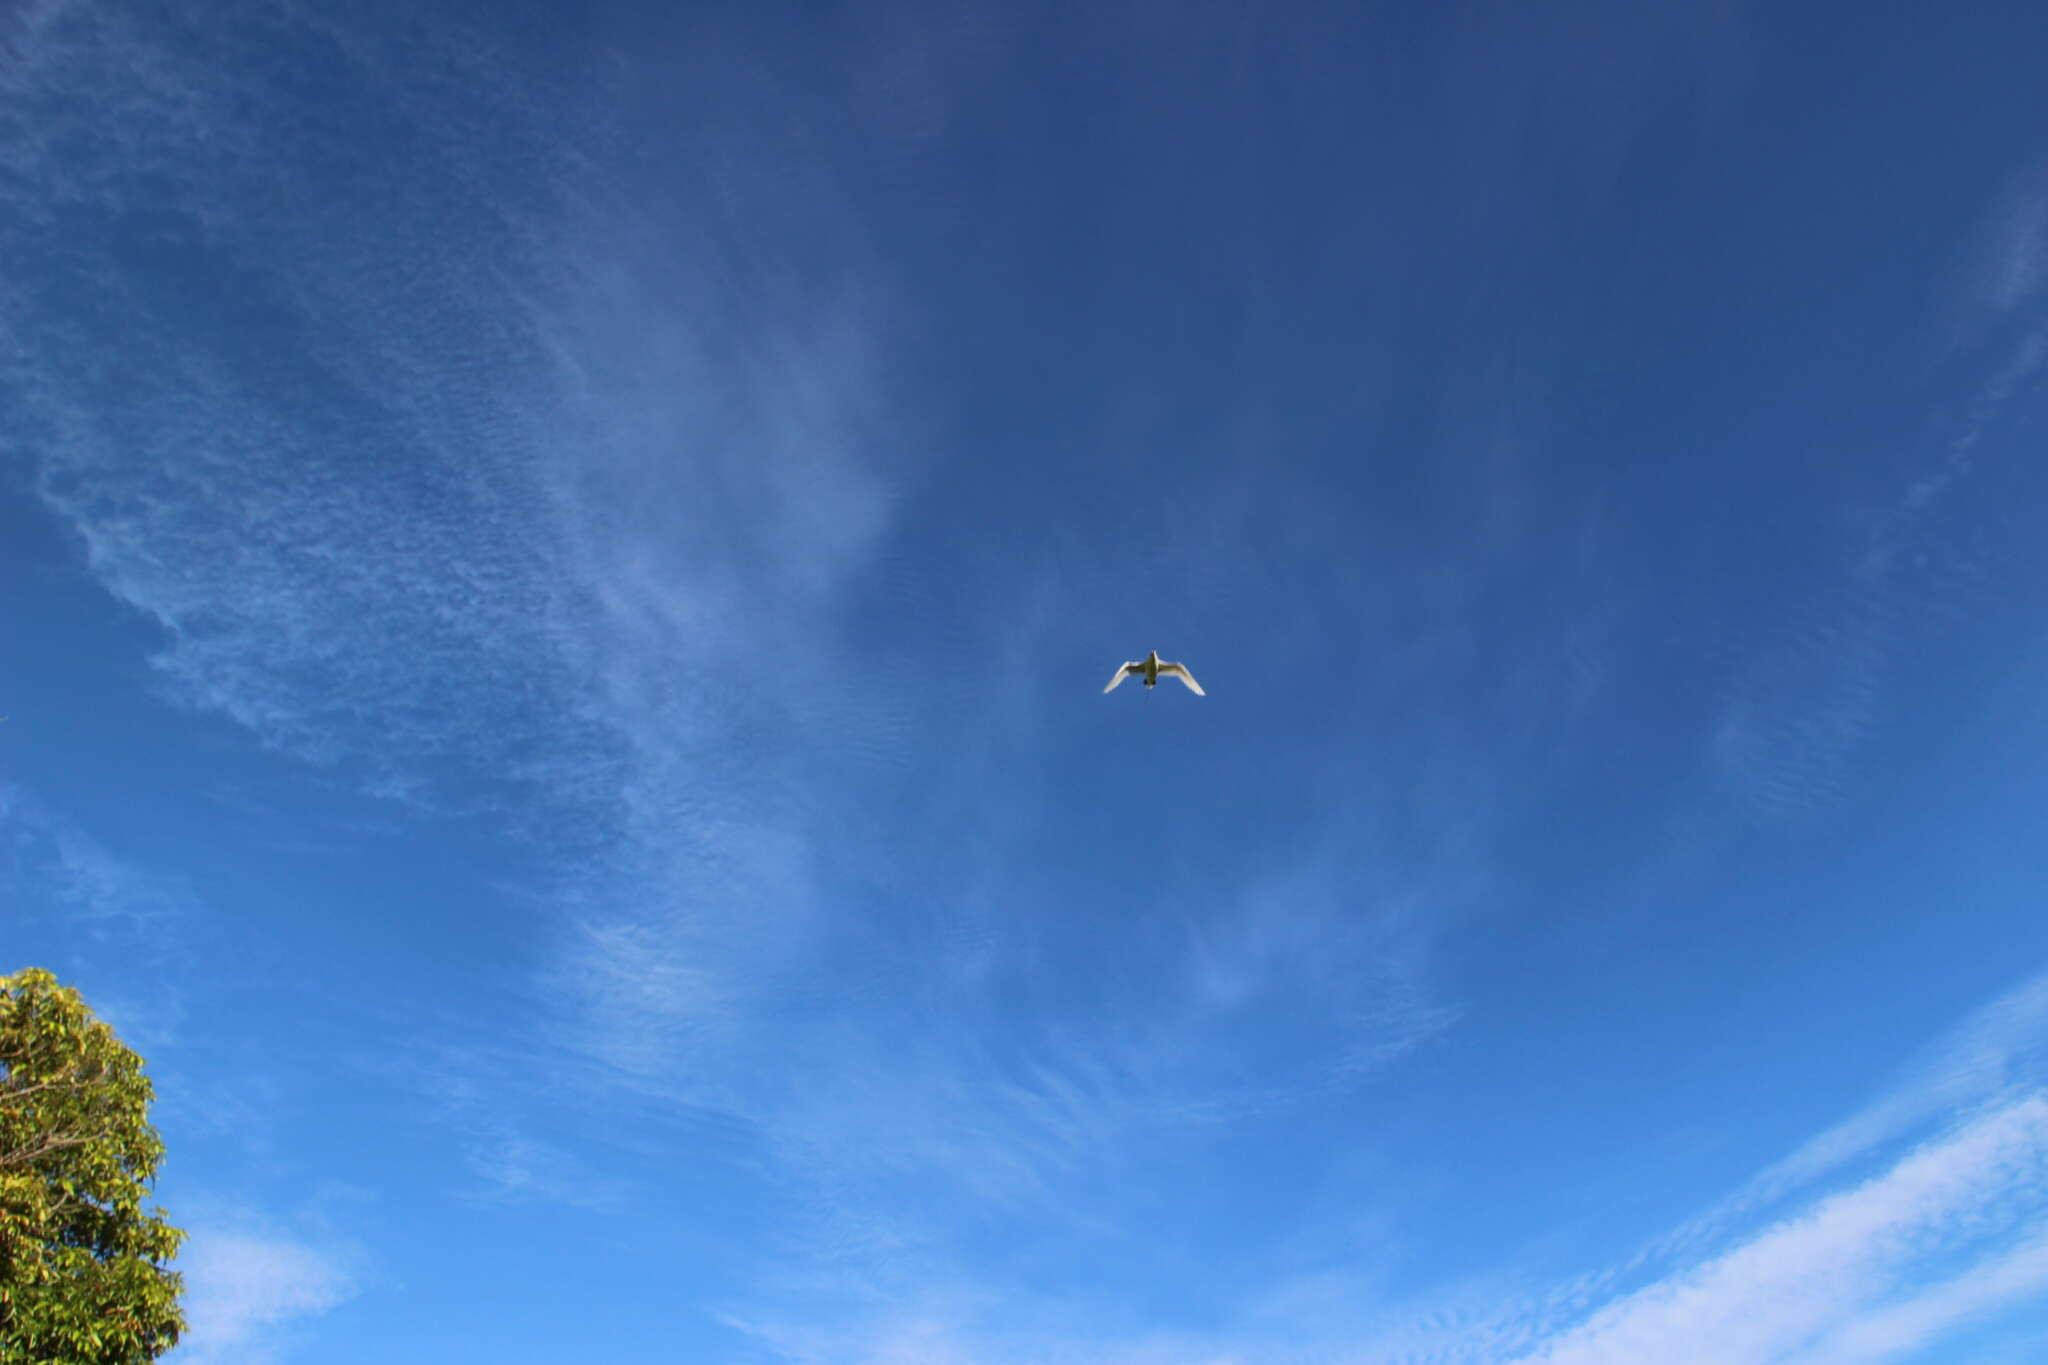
[[0, 969, 184, 1363]]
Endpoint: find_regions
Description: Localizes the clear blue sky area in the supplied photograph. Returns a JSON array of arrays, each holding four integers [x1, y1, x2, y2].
[[5, 1, 2048, 1361]]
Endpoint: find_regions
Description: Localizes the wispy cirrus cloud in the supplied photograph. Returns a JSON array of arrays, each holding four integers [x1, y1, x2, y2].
[[1393, 967, 2048, 1365], [2, 0, 893, 1002], [2, 6, 600, 810], [1496, 1099, 2048, 1365], [721, 966, 2048, 1365], [1, 0, 997, 1247], [3, 6, 1473, 1301], [1944, 159, 2048, 345], [1720, 968, 2048, 1222], [1709, 161, 2048, 826], [1793, 1229, 2048, 1365], [747, 1117, 2048, 1365], [1449, 1096, 2048, 1365]]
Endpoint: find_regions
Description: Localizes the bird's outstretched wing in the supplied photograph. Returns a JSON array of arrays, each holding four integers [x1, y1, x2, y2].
[[1103, 662, 1140, 693], [1158, 662, 1205, 695]]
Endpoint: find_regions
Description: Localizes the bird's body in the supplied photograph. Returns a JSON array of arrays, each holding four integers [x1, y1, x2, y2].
[[1103, 650, 1205, 695]]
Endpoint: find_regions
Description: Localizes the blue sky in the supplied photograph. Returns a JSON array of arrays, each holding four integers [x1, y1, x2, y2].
[[5, 0, 2048, 1361]]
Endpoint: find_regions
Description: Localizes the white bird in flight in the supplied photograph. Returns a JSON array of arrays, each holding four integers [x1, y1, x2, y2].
[[1103, 650, 1205, 695]]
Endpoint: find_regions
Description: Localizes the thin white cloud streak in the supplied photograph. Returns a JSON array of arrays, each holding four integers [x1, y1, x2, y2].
[[1962, 161, 2048, 323], [173, 1228, 357, 1365], [463, 1131, 632, 1214], [1794, 1226, 2048, 1365], [1526, 968, 2048, 1326], [732, 1094, 2048, 1365], [1373, 968, 2048, 1365], [1468, 968, 2048, 1363], [725, 967, 2048, 1365], [1734, 969, 2048, 1214], [1499, 1096, 2048, 1365]]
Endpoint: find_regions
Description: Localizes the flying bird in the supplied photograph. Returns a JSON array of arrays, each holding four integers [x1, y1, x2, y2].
[[1103, 650, 1205, 695]]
